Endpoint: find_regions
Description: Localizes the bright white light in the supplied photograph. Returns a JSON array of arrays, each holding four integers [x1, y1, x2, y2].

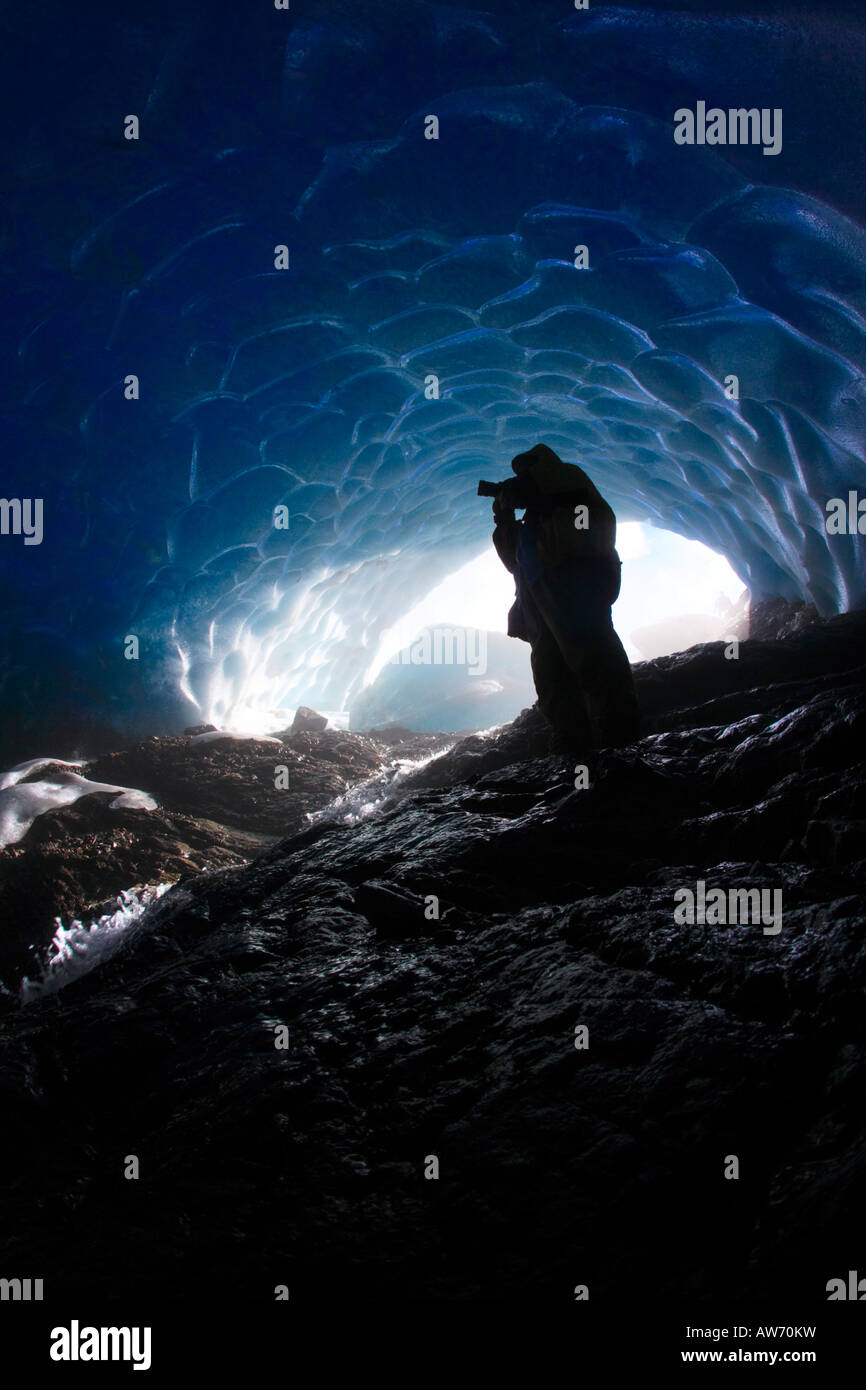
[[615, 521, 650, 561], [616, 524, 744, 660], [184, 523, 745, 732], [366, 522, 744, 677], [366, 547, 512, 682]]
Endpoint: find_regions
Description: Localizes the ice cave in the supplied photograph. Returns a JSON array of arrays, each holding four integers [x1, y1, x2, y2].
[[1, 0, 866, 1335], [2, 0, 865, 757]]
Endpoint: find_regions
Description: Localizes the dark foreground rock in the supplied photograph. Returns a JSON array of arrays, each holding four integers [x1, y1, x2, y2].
[[0, 727, 451, 983], [0, 794, 268, 983], [0, 616, 864, 1304]]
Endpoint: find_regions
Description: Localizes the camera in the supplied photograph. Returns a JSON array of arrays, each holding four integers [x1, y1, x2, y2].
[[477, 477, 530, 508]]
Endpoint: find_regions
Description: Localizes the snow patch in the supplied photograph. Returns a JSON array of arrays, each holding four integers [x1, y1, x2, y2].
[[188, 729, 283, 746], [0, 768, 158, 848], [0, 756, 85, 790]]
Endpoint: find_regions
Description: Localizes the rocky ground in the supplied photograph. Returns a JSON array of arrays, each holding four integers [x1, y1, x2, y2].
[[0, 615, 864, 1304], [0, 723, 452, 986]]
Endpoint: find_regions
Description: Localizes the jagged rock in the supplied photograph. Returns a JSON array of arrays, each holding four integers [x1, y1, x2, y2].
[[0, 794, 266, 984], [747, 597, 822, 641], [86, 730, 384, 835], [366, 728, 457, 762], [404, 704, 550, 788], [354, 879, 441, 937], [0, 729, 398, 983], [365, 725, 416, 744], [291, 706, 329, 733], [0, 721, 466, 986]]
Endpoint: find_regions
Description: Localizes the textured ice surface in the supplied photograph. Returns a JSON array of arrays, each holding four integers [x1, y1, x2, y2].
[[2, 2, 865, 738]]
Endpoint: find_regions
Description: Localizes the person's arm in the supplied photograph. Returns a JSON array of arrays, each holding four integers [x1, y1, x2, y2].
[[492, 498, 520, 573]]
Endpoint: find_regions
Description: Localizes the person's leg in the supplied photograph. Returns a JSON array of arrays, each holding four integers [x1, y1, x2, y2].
[[521, 582, 594, 749], [529, 567, 641, 749], [530, 629, 595, 750], [573, 627, 642, 748]]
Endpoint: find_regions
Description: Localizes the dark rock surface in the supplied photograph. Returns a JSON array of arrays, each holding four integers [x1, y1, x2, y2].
[[746, 597, 823, 642], [0, 616, 864, 1304], [290, 706, 329, 733], [0, 727, 450, 984], [0, 794, 267, 985], [86, 729, 386, 836]]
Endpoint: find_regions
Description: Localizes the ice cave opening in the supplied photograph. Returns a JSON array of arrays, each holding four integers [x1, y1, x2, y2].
[[177, 520, 745, 738]]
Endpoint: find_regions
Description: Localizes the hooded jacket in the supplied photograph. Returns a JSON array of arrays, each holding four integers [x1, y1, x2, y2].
[[492, 444, 622, 640]]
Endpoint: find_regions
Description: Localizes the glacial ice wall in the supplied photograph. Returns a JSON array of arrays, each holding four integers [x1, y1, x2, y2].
[[2, 0, 865, 744]]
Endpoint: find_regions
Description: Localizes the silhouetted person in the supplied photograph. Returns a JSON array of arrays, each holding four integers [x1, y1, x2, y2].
[[491, 443, 640, 755]]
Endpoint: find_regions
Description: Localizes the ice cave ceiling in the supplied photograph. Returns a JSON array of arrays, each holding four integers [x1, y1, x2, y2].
[[2, 0, 866, 741]]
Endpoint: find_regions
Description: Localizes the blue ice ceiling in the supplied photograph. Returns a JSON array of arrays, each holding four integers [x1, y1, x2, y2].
[[2, 0, 866, 743]]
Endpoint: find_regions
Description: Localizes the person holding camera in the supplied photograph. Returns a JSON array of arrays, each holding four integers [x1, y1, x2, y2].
[[482, 443, 640, 756]]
